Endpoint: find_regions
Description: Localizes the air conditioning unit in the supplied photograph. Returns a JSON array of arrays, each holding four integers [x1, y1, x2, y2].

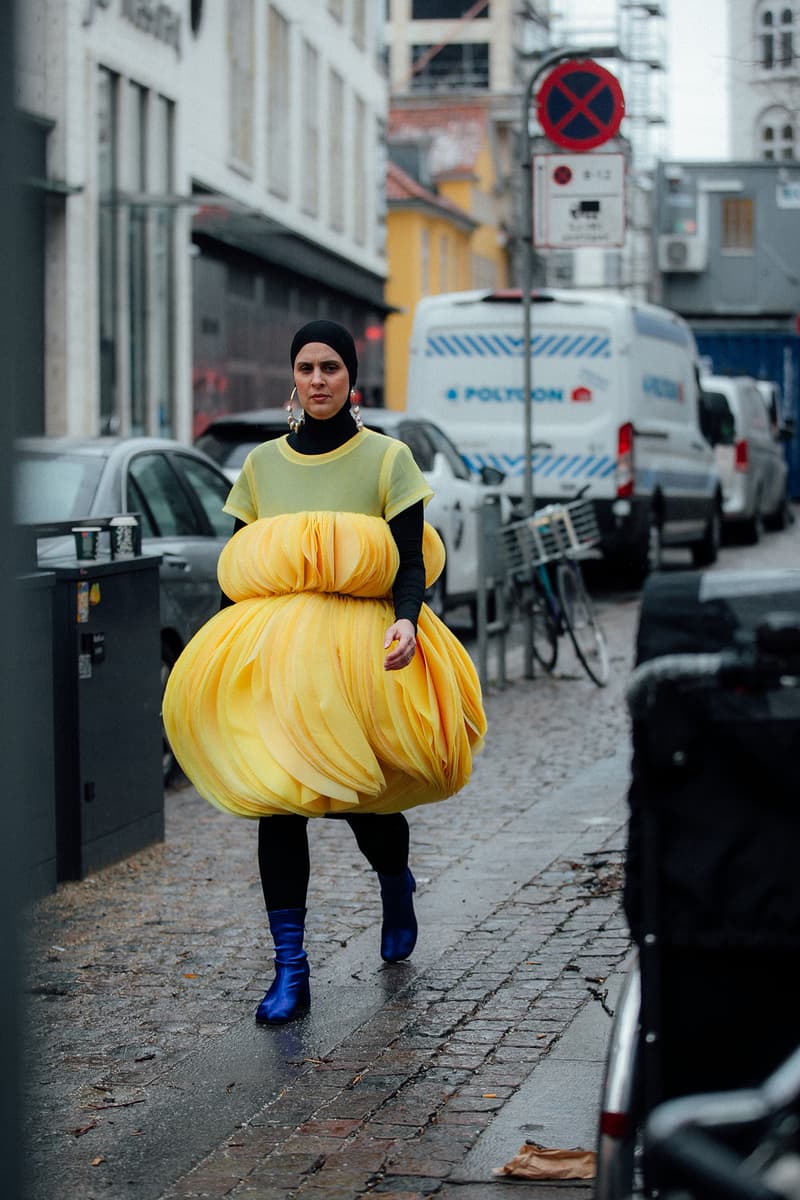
[[657, 234, 708, 273]]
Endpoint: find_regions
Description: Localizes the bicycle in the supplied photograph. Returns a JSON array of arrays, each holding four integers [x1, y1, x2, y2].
[[499, 490, 610, 687]]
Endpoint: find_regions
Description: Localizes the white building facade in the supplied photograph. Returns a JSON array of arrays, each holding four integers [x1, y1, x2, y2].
[[15, 0, 389, 442], [729, 0, 799, 161]]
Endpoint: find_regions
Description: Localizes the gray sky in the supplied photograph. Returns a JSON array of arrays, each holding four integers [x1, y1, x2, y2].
[[667, 0, 730, 158], [552, 0, 731, 159]]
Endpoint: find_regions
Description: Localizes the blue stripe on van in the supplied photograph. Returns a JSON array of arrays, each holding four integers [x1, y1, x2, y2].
[[424, 335, 611, 358], [462, 452, 616, 480]]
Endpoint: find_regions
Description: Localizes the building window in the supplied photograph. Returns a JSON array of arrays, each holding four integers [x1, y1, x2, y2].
[[329, 70, 345, 232], [420, 227, 430, 293], [412, 1, 489, 16], [721, 196, 754, 251], [410, 41, 490, 89], [439, 233, 450, 291], [151, 95, 176, 437], [780, 6, 794, 66], [758, 4, 796, 69], [228, 0, 254, 170], [353, 0, 366, 48], [97, 68, 119, 435], [97, 70, 176, 437], [782, 123, 795, 158], [759, 108, 795, 160], [127, 83, 148, 436], [353, 97, 367, 244], [267, 7, 290, 199], [301, 40, 320, 215], [376, 117, 387, 257], [761, 9, 774, 67]]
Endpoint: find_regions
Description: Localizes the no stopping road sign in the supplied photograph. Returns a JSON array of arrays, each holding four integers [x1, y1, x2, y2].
[[537, 60, 624, 151]]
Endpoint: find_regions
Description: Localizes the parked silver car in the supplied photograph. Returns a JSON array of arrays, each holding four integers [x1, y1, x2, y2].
[[196, 408, 509, 622], [15, 436, 235, 780]]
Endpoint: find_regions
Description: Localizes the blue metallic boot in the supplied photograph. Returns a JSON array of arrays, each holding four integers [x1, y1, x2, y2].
[[255, 908, 310, 1025], [378, 868, 417, 962]]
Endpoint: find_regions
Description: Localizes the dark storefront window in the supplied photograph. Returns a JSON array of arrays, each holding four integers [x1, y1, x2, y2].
[[191, 246, 386, 437]]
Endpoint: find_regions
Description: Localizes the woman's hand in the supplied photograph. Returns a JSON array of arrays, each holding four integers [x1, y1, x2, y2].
[[383, 618, 417, 671]]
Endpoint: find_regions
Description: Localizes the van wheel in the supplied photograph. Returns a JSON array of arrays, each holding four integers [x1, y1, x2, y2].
[[632, 509, 662, 583], [742, 499, 763, 545], [692, 503, 721, 567], [645, 512, 664, 574], [764, 489, 789, 532], [617, 510, 662, 588]]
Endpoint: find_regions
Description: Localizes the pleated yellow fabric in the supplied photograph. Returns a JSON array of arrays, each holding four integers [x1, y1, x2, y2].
[[163, 511, 486, 818]]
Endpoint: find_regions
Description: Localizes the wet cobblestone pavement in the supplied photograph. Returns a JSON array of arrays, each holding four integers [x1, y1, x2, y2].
[[25, 522, 798, 1199]]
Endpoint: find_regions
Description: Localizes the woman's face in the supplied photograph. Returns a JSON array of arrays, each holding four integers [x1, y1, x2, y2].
[[293, 342, 349, 421]]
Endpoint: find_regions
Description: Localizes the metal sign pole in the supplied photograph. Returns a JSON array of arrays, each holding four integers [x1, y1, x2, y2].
[[519, 45, 622, 519]]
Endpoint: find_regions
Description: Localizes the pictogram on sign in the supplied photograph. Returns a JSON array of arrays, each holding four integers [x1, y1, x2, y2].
[[537, 60, 624, 151]]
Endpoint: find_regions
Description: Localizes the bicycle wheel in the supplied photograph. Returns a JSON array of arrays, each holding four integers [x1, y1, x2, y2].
[[556, 559, 610, 686], [530, 579, 558, 672]]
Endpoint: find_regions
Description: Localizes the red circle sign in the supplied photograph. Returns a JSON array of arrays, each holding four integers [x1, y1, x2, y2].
[[537, 59, 624, 151]]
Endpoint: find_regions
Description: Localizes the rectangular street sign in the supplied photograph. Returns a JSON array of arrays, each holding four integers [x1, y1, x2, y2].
[[533, 152, 626, 249]]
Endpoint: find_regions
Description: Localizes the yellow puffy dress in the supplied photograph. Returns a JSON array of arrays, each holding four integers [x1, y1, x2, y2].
[[162, 510, 486, 818]]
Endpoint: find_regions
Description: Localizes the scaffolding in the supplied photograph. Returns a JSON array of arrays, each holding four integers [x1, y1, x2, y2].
[[549, 0, 668, 175]]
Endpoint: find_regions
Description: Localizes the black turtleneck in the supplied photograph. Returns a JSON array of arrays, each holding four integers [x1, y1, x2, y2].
[[288, 402, 358, 453], [220, 407, 426, 628]]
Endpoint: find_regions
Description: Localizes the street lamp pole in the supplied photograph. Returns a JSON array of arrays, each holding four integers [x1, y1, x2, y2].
[[519, 44, 621, 517]]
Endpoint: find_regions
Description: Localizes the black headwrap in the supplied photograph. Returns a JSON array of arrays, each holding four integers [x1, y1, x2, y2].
[[290, 320, 358, 391]]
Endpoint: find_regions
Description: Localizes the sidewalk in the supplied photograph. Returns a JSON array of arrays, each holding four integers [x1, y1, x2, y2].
[[25, 597, 639, 1199]]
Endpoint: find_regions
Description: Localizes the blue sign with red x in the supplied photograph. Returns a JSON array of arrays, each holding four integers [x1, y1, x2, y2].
[[537, 60, 625, 151]]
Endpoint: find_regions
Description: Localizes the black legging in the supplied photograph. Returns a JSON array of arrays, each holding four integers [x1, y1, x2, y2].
[[257, 812, 410, 911]]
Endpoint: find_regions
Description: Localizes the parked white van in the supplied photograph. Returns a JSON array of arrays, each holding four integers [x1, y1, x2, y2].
[[405, 289, 723, 579], [700, 374, 790, 540]]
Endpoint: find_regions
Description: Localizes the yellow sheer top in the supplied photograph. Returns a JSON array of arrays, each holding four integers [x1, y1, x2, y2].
[[224, 430, 433, 523]]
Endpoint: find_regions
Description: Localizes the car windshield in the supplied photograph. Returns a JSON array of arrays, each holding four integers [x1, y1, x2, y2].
[[14, 450, 105, 523], [196, 426, 284, 469]]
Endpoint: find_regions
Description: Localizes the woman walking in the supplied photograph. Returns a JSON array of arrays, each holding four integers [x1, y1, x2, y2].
[[163, 320, 485, 1024]]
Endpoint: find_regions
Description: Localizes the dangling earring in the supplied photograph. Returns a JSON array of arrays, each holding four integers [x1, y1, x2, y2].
[[286, 386, 304, 433], [350, 389, 363, 431]]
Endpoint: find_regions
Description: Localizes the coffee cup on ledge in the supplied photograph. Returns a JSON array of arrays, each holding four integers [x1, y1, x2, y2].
[[109, 515, 140, 559], [72, 526, 101, 561]]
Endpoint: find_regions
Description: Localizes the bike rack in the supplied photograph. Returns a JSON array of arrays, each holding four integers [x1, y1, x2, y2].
[[475, 496, 601, 690]]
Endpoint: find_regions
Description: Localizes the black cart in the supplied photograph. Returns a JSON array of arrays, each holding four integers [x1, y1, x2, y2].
[[596, 568, 800, 1200]]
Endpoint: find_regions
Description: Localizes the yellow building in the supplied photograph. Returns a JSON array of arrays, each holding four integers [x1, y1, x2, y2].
[[385, 161, 477, 411], [384, 103, 512, 411]]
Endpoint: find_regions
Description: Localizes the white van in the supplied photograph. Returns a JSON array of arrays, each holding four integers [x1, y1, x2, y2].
[[701, 374, 790, 540], [405, 289, 723, 578]]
